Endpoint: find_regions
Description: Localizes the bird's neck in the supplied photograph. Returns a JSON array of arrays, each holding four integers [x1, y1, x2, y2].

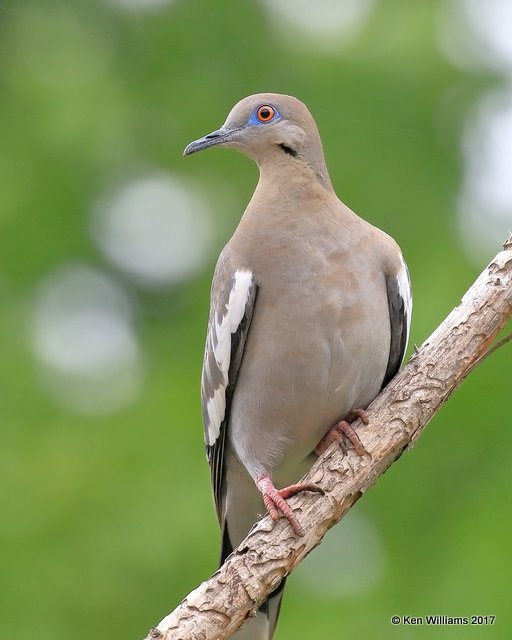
[[255, 151, 333, 198], [239, 161, 338, 237]]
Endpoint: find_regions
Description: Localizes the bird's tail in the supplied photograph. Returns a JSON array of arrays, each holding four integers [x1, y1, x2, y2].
[[220, 527, 286, 639]]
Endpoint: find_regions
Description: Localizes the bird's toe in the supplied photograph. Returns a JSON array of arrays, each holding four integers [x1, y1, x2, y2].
[[257, 475, 323, 536]]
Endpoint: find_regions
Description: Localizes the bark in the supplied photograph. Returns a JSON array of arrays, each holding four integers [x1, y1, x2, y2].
[[145, 237, 512, 640]]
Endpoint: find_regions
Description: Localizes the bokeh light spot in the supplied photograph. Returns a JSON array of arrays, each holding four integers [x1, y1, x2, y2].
[[92, 173, 214, 288], [32, 265, 143, 415], [438, 0, 512, 74], [457, 87, 512, 261], [259, 0, 377, 53]]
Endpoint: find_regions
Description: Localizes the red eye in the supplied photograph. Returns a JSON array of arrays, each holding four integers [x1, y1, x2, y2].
[[257, 105, 276, 123]]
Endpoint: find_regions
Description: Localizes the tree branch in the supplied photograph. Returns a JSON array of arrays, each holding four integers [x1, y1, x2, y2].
[[145, 236, 512, 640]]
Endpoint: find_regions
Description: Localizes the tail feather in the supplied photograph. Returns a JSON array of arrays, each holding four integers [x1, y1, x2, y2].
[[221, 524, 286, 639], [220, 522, 233, 566]]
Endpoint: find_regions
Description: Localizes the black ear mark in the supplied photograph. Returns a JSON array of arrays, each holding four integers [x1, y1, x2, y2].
[[278, 143, 297, 157]]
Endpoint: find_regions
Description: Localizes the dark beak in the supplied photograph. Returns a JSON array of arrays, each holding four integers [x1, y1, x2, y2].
[[183, 127, 238, 156]]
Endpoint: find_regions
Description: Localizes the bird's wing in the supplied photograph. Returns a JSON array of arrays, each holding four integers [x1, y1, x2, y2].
[[201, 252, 258, 524], [381, 255, 412, 389]]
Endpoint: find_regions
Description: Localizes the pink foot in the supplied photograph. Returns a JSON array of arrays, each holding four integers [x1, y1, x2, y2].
[[346, 408, 370, 425], [315, 408, 369, 457], [256, 474, 324, 537]]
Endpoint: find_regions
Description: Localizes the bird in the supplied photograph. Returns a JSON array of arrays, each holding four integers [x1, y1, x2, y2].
[[184, 93, 412, 640]]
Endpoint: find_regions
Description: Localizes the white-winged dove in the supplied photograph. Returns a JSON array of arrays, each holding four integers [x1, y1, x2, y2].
[[184, 94, 412, 640]]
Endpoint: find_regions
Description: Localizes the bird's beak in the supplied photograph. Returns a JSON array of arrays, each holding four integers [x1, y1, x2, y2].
[[183, 126, 240, 156]]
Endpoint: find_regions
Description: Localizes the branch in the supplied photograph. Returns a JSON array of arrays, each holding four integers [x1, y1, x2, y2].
[[145, 236, 512, 640]]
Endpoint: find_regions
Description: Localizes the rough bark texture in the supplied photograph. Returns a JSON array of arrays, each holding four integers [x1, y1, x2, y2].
[[145, 238, 512, 640]]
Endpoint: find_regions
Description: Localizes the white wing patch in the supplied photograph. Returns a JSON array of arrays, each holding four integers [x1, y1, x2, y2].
[[396, 254, 412, 356], [204, 269, 253, 446]]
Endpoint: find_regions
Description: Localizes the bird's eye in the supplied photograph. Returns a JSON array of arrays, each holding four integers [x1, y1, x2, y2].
[[256, 105, 276, 123]]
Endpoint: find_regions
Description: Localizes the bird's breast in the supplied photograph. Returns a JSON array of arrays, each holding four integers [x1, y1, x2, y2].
[[229, 246, 390, 483]]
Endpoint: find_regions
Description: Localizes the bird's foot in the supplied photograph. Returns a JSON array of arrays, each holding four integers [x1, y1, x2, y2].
[[315, 408, 369, 457], [346, 408, 370, 425], [256, 473, 324, 537]]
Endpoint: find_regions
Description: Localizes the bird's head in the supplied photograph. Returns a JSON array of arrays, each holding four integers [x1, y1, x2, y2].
[[184, 93, 331, 186]]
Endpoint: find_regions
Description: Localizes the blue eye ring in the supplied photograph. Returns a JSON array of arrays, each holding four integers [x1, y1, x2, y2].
[[248, 104, 280, 125]]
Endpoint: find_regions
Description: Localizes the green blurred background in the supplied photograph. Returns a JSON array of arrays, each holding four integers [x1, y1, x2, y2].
[[1, 1, 511, 638]]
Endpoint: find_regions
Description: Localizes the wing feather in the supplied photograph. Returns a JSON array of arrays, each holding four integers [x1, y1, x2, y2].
[[201, 259, 257, 522], [382, 255, 412, 389]]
